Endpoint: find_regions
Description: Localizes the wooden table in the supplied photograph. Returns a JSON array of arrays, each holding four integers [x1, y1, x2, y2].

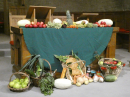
[[11, 27, 119, 76]]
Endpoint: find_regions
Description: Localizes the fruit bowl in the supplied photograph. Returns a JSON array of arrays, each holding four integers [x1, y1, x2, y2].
[[8, 72, 31, 92], [98, 58, 124, 77]]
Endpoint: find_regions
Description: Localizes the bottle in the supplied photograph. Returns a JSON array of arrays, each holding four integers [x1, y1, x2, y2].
[[86, 66, 91, 77]]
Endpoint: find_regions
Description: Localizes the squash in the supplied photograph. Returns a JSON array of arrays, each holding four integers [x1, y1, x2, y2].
[[104, 75, 117, 82], [17, 19, 30, 27], [98, 19, 113, 26], [53, 18, 62, 24], [54, 79, 72, 89]]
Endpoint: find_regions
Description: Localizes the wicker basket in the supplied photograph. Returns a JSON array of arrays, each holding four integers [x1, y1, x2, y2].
[[62, 56, 86, 82], [98, 58, 123, 77], [8, 72, 31, 92], [31, 59, 52, 87]]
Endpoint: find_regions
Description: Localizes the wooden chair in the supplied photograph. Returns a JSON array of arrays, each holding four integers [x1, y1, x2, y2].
[[9, 13, 26, 64], [51, 14, 74, 22]]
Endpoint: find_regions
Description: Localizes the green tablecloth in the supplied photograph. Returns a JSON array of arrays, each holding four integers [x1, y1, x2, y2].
[[22, 27, 113, 72]]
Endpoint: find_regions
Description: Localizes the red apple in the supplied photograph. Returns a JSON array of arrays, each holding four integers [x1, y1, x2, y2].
[[36, 22, 40, 26], [108, 25, 111, 27], [100, 21, 104, 25], [103, 22, 106, 25], [31, 22, 35, 25], [40, 22, 44, 25], [97, 24, 100, 27], [104, 24, 107, 27], [29, 24, 33, 28], [38, 24, 43, 28], [43, 24, 46, 28], [95, 22, 99, 24], [33, 24, 38, 28], [25, 24, 29, 28], [113, 61, 117, 64], [110, 62, 113, 64]]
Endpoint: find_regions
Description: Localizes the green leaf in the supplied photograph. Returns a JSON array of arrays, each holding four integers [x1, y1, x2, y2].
[[38, 58, 44, 77], [25, 69, 36, 77]]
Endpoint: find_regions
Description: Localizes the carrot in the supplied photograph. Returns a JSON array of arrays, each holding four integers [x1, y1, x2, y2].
[[60, 68, 67, 78], [73, 76, 77, 84]]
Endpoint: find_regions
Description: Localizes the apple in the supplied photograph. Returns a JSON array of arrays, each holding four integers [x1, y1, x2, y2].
[[33, 24, 38, 28], [22, 83, 27, 88], [25, 24, 29, 28], [95, 22, 99, 24], [117, 62, 121, 66], [13, 83, 21, 89], [110, 62, 113, 64], [100, 21, 104, 25], [20, 79, 24, 83], [42, 24, 46, 28], [103, 22, 106, 25], [38, 24, 43, 28], [108, 25, 111, 27], [99, 61, 103, 65], [9, 81, 15, 87], [113, 61, 117, 64], [31, 22, 35, 25], [29, 24, 33, 28], [36, 22, 40, 26], [104, 24, 107, 27], [40, 22, 44, 25]]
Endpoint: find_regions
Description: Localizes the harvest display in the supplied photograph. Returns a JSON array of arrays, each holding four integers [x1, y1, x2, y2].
[[9, 10, 124, 96]]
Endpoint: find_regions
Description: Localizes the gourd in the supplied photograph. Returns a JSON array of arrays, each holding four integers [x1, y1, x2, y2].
[[98, 19, 113, 26], [53, 18, 62, 24], [104, 75, 117, 82], [17, 19, 30, 27], [54, 79, 72, 89]]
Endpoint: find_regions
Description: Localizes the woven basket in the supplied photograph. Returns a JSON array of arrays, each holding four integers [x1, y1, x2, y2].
[[31, 59, 52, 87], [62, 56, 86, 82], [8, 72, 31, 92], [98, 58, 123, 77]]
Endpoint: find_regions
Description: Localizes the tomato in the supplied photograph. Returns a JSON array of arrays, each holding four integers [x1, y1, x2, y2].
[[113, 61, 117, 64]]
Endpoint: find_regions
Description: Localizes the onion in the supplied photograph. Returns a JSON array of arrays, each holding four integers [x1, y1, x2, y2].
[[76, 82, 81, 87], [77, 77, 84, 84], [84, 80, 89, 85]]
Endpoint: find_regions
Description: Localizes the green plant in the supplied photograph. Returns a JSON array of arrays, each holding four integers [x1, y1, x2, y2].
[[39, 73, 54, 96], [19, 55, 44, 78]]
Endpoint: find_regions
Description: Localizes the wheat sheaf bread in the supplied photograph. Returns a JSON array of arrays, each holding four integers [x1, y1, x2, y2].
[[66, 57, 82, 75]]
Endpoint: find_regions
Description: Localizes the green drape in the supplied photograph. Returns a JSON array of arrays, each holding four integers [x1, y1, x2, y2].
[[22, 27, 113, 72]]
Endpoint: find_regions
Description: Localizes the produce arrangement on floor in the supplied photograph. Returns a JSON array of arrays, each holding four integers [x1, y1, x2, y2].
[[8, 51, 125, 95], [8, 7, 122, 96]]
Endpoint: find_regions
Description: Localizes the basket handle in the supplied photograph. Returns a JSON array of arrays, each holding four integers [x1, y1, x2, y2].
[[68, 60, 86, 68], [43, 59, 52, 74], [9, 72, 30, 83]]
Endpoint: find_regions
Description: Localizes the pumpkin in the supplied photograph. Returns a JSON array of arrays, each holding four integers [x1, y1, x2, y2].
[[17, 19, 30, 27]]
